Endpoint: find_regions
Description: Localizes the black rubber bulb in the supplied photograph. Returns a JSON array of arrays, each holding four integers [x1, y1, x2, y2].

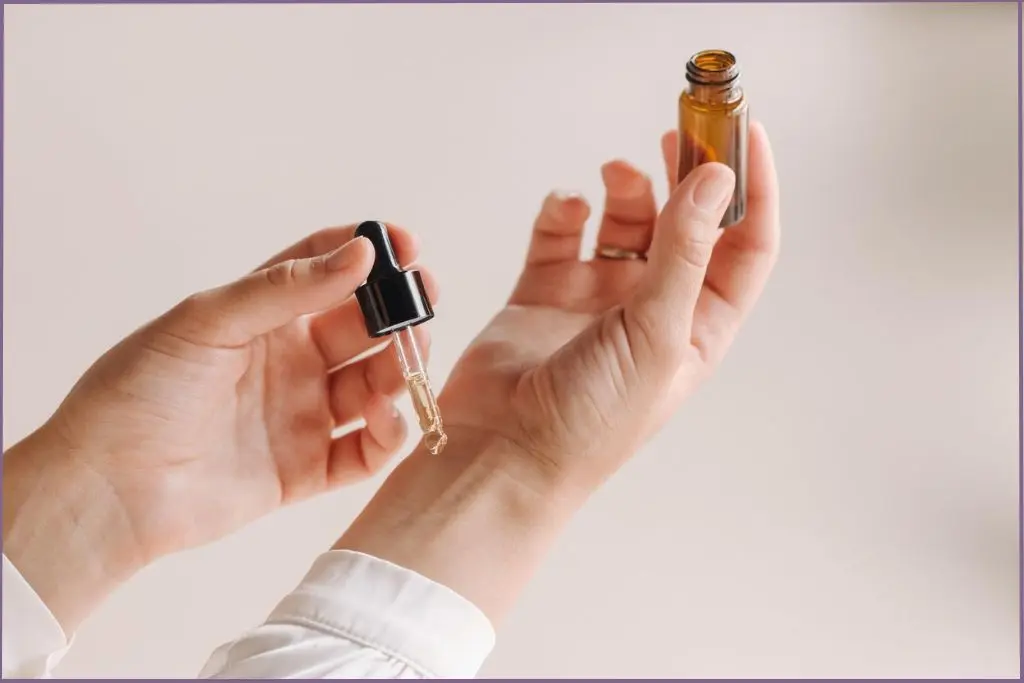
[[356, 220, 402, 282], [353, 220, 434, 338]]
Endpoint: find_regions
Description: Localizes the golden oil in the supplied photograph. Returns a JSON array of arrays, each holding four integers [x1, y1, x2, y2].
[[678, 49, 749, 227]]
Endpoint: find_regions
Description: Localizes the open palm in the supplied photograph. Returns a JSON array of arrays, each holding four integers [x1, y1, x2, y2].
[[441, 123, 779, 484]]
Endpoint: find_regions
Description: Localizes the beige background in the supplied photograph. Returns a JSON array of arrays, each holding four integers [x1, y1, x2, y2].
[[3, 2, 1019, 678]]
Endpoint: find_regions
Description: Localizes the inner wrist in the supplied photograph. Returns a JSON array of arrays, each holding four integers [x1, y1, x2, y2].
[[3, 426, 144, 633], [336, 425, 588, 622]]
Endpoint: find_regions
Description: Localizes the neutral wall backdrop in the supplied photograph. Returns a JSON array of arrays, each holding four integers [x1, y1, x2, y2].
[[3, 3, 1019, 678]]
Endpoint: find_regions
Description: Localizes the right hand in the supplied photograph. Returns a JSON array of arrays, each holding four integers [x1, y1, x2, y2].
[[4, 224, 432, 631]]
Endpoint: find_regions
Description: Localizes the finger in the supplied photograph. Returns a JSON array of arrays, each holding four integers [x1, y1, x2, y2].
[[661, 129, 680, 191], [594, 160, 658, 254], [524, 191, 591, 265], [329, 325, 430, 425], [166, 237, 374, 348], [328, 394, 407, 486], [692, 121, 781, 364], [311, 268, 439, 370], [255, 223, 420, 272], [625, 162, 735, 362]]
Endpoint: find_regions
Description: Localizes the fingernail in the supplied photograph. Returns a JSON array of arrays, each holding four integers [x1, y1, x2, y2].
[[602, 161, 647, 198], [691, 165, 735, 211], [326, 237, 369, 272], [543, 194, 562, 220], [543, 192, 569, 221]]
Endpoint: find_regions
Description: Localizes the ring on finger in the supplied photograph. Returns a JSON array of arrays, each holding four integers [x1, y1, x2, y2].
[[594, 245, 647, 261]]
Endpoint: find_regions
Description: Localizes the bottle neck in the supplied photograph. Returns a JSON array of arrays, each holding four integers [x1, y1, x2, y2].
[[686, 81, 743, 106], [684, 49, 743, 106]]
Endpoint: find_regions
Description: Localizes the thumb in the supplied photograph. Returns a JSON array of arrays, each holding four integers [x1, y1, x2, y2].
[[626, 162, 734, 362], [166, 236, 374, 347]]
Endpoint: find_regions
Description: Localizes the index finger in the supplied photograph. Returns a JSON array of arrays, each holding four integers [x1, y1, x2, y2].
[[255, 223, 421, 272], [661, 129, 680, 191]]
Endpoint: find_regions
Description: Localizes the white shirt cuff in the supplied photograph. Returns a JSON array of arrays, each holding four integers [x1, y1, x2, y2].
[[2, 554, 72, 678], [266, 550, 495, 678]]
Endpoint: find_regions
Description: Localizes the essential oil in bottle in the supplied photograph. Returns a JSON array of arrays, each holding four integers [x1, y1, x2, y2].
[[678, 49, 749, 227]]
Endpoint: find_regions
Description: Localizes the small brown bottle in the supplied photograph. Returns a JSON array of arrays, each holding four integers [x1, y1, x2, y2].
[[678, 49, 749, 227]]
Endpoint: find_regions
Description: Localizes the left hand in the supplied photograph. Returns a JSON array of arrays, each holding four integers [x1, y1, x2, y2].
[[340, 123, 780, 622], [438, 122, 779, 490]]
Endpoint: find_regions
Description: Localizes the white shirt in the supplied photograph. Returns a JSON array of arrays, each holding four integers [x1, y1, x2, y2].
[[2, 551, 495, 678]]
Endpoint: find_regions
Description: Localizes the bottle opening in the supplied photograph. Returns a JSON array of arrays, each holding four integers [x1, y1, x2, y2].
[[686, 49, 740, 85]]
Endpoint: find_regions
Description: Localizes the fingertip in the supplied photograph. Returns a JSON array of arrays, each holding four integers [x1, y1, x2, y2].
[[413, 323, 432, 357], [384, 223, 422, 266], [660, 130, 679, 165], [749, 119, 769, 145], [600, 159, 639, 180], [541, 191, 590, 230], [560, 193, 591, 221], [349, 234, 376, 264], [418, 268, 441, 306], [602, 160, 650, 196], [703, 161, 737, 185], [674, 160, 734, 197], [747, 120, 778, 190], [365, 393, 407, 449], [661, 130, 680, 189], [329, 396, 406, 484], [353, 233, 375, 257], [323, 235, 374, 279]]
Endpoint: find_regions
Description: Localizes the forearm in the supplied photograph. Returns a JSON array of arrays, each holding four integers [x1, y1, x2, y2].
[[2, 426, 143, 634], [200, 429, 570, 679], [335, 426, 589, 624]]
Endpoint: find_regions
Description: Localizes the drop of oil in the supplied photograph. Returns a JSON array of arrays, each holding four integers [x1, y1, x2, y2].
[[424, 428, 447, 455]]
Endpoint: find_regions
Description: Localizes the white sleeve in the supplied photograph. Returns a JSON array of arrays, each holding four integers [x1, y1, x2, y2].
[[2, 555, 72, 679], [199, 550, 496, 679]]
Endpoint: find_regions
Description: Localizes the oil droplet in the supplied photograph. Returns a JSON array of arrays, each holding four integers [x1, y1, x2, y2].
[[424, 428, 448, 455]]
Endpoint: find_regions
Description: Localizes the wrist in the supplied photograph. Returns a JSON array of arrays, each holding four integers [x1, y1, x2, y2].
[[3, 425, 145, 633], [336, 425, 589, 623]]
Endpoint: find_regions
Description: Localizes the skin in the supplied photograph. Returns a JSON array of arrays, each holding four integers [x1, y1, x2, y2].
[[3, 123, 779, 635], [338, 123, 780, 621], [3, 226, 433, 631]]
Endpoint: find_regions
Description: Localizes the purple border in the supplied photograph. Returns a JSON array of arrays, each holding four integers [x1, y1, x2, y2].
[[1017, 0, 1023, 672], [1018, 0, 1023, 673], [0, 1, 1020, 680], [0, 0, 1008, 3]]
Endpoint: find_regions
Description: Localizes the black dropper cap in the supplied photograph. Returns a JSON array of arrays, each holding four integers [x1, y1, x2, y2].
[[354, 220, 434, 338]]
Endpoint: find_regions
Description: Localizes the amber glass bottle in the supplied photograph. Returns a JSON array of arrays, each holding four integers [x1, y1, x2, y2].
[[678, 49, 749, 227]]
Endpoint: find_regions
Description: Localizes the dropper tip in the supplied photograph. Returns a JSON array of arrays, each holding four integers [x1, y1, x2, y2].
[[424, 429, 448, 455]]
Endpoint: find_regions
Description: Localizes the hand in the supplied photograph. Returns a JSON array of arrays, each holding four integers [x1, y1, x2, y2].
[[3, 225, 434, 629], [440, 121, 779, 490], [339, 122, 780, 621]]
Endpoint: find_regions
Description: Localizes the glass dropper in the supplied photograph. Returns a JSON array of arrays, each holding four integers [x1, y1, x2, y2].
[[353, 220, 446, 455], [392, 326, 446, 454]]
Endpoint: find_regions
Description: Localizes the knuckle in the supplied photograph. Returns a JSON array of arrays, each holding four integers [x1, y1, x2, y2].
[[175, 291, 208, 317], [264, 259, 300, 287], [172, 291, 218, 327], [161, 290, 221, 344], [306, 255, 328, 281], [671, 230, 716, 270], [624, 304, 688, 366]]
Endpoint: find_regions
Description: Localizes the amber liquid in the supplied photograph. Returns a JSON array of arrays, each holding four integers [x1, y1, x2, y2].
[[678, 88, 749, 227], [405, 371, 447, 455]]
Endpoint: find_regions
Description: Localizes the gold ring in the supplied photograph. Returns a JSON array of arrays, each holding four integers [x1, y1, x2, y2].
[[594, 245, 647, 261]]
